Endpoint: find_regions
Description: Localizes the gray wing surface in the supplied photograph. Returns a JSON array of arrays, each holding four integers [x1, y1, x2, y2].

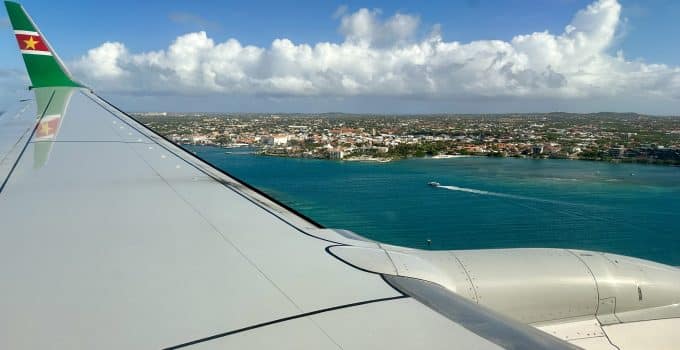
[[0, 88, 494, 349], [0, 88, 576, 349]]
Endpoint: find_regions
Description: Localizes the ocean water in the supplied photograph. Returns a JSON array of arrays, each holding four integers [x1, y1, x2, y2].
[[187, 146, 680, 266]]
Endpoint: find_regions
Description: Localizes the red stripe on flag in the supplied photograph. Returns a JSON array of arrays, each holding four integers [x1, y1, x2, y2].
[[15, 34, 49, 52]]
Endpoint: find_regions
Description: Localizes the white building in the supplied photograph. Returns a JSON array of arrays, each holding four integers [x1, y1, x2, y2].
[[262, 134, 289, 146], [273, 135, 289, 146], [191, 135, 209, 144], [329, 149, 345, 159]]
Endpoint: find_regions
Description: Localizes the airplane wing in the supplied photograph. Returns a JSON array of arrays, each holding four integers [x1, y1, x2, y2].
[[2, 2, 679, 349]]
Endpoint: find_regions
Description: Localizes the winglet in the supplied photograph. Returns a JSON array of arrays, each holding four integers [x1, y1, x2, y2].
[[4, 1, 83, 88]]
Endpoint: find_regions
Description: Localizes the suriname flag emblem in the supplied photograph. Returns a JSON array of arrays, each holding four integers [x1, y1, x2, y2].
[[14, 30, 51, 55], [5, 1, 80, 87]]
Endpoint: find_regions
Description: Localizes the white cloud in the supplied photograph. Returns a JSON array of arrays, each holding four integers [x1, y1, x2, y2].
[[72, 0, 680, 108], [339, 8, 420, 47], [77, 42, 128, 79]]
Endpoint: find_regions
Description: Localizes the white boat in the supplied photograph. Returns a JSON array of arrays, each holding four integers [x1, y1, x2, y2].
[[428, 181, 440, 187]]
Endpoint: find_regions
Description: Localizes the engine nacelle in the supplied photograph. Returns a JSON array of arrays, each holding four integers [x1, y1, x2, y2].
[[328, 244, 680, 325]]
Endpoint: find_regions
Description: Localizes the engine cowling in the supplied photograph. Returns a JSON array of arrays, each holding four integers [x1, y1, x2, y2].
[[328, 244, 680, 325]]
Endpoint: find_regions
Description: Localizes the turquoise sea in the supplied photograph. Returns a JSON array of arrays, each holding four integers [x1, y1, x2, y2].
[[187, 146, 680, 266]]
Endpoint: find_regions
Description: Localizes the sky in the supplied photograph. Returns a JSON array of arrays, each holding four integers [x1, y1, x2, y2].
[[1, 0, 680, 114]]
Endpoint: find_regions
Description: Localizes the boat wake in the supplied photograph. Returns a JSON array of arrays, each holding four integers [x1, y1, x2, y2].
[[437, 185, 578, 206]]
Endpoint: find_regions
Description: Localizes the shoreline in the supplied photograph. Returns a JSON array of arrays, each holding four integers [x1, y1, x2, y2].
[[184, 144, 680, 167]]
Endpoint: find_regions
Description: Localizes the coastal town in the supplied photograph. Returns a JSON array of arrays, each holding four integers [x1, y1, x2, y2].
[[134, 112, 680, 165]]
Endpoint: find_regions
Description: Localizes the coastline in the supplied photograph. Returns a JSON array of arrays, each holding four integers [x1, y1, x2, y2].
[[184, 144, 680, 167]]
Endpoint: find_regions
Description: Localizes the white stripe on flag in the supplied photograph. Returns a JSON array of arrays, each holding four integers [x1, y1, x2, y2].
[[40, 114, 61, 122], [35, 134, 56, 141], [14, 30, 39, 36], [20, 50, 52, 56]]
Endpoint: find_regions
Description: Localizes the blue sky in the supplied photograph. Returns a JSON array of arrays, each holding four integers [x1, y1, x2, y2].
[[3, 0, 679, 65], [2, 0, 680, 114]]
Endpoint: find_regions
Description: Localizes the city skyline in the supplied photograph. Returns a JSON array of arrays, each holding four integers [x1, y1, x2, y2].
[[136, 111, 680, 165], [2, 0, 680, 114]]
